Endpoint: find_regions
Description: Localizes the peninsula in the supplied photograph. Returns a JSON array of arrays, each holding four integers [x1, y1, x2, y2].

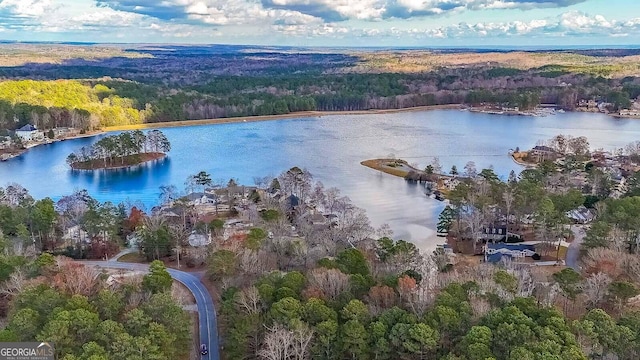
[[67, 129, 170, 170], [361, 158, 468, 200]]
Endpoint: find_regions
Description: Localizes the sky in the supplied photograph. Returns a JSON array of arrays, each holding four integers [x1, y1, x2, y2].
[[0, 0, 639, 47]]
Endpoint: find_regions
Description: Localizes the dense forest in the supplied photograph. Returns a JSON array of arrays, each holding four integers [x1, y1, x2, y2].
[[0, 45, 638, 130], [0, 254, 191, 360], [0, 183, 191, 359], [210, 158, 640, 360]]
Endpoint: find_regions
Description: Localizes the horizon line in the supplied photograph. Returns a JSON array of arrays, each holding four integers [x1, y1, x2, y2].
[[0, 40, 639, 51]]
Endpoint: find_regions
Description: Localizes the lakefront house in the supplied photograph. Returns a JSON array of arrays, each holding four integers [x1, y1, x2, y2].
[[15, 124, 43, 142]]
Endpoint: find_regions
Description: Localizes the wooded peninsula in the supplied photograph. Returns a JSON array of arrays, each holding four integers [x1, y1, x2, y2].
[[67, 129, 170, 170]]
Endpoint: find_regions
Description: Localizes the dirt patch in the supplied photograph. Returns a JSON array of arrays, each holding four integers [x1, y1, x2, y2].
[[361, 158, 412, 178]]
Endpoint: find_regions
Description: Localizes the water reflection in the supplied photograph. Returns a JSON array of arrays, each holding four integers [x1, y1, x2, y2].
[[3, 110, 640, 251]]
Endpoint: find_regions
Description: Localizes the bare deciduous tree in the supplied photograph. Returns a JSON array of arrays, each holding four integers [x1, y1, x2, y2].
[[469, 294, 492, 320], [307, 268, 350, 301], [259, 324, 313, 360], [533, 282, 560, 307], [375, 223, 393, 239], [0, 268, 28, 295], [583, 272, 612, 308], [240, 249, 274, 275], [52, 258, 101, 297], [582, 248, 626, 279], [236, 286, 262, 315]]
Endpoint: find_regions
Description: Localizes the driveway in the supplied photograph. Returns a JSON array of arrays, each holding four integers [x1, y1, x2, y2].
[[566, 225, 586, 270], [82, 260, 219, 360]]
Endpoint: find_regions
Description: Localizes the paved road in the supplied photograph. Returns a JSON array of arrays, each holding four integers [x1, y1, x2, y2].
[[82, 261, 219, 360], [107, 247, 137, 262], [566, 225, 586, 270]]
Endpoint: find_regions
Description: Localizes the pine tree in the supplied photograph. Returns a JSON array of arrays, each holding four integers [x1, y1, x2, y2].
[[437, 206, 455, 235]]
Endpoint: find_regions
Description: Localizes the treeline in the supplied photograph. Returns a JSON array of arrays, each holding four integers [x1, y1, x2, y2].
[[0, 65, 637, 129], [0, 80, 149, 131], [465, 90, 541, 110], [67, 130, 170, 168]]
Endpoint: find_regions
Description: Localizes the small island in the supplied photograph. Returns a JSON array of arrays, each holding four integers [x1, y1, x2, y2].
[[67, 129, 170, 170]]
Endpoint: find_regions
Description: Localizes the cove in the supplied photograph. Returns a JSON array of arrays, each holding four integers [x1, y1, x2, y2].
[[2, 109, 640, 252]]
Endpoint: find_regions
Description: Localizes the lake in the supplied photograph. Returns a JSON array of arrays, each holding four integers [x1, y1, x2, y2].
[[2, 109, 640, 252]]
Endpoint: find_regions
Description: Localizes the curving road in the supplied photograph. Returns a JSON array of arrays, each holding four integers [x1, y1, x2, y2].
[[82, 261, 219, 360]]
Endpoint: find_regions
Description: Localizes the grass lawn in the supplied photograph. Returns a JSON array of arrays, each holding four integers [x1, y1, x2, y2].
[[557, 245, 568, 260], [117, 252, 147, 263]]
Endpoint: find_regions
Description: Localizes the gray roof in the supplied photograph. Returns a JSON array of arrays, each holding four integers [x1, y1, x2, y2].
[[532, 145, 556, 153], [566, 206, 595, 223], [17, 124, 37, 132]]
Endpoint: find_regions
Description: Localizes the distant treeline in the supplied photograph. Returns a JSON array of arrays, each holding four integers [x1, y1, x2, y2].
[[0, 67, 638, 130]]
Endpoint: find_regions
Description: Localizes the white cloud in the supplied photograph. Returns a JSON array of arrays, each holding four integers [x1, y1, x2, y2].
[[96, 0, 585, 24], [0, 0, 56, 17], [0, 0, 636, 45], [261, 0, 587, 20], [418, 11, 640, 38]]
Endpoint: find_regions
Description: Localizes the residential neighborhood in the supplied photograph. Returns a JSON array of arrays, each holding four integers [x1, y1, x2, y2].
[[1, 124, 83, 161]]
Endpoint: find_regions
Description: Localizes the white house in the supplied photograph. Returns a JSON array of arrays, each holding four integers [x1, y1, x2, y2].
[[15, 124, 41, 141]]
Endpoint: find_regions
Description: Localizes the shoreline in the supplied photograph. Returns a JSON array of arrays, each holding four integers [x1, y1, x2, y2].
[[510, 152, 537, 168], [70, 153, 166, 170], [3, 105, 460, 161], [3, 103, 637, 161], [103, 104, 463, 131], [361, 158, 459, 201], [361, 159, 413, 178], [0, 131, 103, 161]]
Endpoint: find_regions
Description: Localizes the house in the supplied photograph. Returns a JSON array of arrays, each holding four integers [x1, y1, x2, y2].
[[15, 124, 41, 141], [530, 145, 559, 161], [579, 99, 598, 108], [482, 225, 507, 242], [481, 225, 523, 243], [183, 192, 216, 206], [484, 243, 536, 263], [597, 102, 612, 113], [443, 177, 460, 191], [566, 206, 596, 224], [620, 109, 640, 117], [309, 212, 328, 226]]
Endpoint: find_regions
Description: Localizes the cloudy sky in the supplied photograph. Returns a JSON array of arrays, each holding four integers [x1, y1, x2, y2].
[[0, 0, 639, 46]]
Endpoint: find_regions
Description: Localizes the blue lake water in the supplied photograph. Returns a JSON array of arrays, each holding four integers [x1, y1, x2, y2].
[[2, 109, 640, 251]]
